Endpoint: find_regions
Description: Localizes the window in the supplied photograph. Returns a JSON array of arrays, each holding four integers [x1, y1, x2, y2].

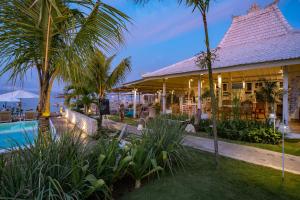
[[255, 82, 263, 89], [232, 82, 243, 90], [246, 83, 252, 91], [279, 82, 283, 88], [222, 83, 228, 92]]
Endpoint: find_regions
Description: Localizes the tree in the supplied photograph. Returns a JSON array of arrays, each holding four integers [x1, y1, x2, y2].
[[64, 84, 96, 114], [0, 0, 130, 128], [256, 79, 282, 115], [134, 0, 219, 165], [82, 50, 131, 131]]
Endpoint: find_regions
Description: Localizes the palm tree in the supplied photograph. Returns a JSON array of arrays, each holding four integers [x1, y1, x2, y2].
[[256, 79, 282, 115], [83, 50, 131, 131], [64, 84, 96, 114], [134, 0, 219, 165], [0, 0, 130, 128]]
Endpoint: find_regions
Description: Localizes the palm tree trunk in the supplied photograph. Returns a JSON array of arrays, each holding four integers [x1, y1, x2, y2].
[[135, 179, 141, 189], [38, 4, 52, 132], [38, 73, 55, 132], [202, 12, 219, 165], [97, 97, 103, 132]]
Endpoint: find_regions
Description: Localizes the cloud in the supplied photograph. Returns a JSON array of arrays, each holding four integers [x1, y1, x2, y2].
[[123, 0, 274, 46]]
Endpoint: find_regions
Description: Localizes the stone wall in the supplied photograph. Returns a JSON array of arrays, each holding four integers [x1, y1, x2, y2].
[[63, 108, 98, 135]]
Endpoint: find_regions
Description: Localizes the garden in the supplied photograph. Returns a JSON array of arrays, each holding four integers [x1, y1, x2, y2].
[[0, 118, 186, 199], [1, 117, 299, 200]]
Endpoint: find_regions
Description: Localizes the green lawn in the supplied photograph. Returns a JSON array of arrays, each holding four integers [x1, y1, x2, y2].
[[108, 115, 138, 126], [194, 132, 300, 156], [121, 149, 300, 200]]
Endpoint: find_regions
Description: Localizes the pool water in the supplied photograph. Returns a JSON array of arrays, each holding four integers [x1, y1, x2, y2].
[[0, 121, 38, 150]]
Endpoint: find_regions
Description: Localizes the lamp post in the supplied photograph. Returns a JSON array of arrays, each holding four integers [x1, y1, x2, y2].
[[282, 124, 286, 182]]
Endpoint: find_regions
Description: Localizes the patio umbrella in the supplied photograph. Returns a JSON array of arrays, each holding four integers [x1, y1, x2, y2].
[[0, 90, 39, 117], [0, 90, 39, 99], [0, 96, 20, 102]]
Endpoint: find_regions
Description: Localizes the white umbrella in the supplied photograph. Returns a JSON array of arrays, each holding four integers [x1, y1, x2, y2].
[[0, 96, 20, 102], [0, 90, 39, 117], [0, 90, 39, 99]]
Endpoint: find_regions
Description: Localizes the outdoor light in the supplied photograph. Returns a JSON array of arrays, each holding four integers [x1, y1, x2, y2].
[[282, 124, 287, 181]]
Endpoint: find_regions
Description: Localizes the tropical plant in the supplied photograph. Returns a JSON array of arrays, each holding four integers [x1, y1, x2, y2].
[[232, 96, 241, 120], [64, 84, 96, 114], [88, 138, 132, 187], [142, 117, 186, 173], [256, 79, 282, 114], [79, 50, 131, 130], [160, 113, 189, 121], [0, 132, 110, 199], [0, 0, 130, 126], [128, 138, 163, 189], [241, 127, 282, 144]]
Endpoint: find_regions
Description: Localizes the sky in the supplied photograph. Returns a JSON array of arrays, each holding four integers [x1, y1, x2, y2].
[[1, 0, 300, 93]]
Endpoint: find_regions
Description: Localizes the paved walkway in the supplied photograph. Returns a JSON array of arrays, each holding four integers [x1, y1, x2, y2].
[[102, 119, 300, 175], [54, 117, 300, 175], [183, 135, 300, 175]]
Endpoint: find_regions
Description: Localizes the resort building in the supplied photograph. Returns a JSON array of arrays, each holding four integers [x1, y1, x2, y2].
[[117, 2, 300, 133]]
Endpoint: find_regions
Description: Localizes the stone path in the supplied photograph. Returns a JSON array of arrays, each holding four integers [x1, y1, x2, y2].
[[53, 117, 300, 175], [102, 119, 300, 175], [183, 135, 300, 175]]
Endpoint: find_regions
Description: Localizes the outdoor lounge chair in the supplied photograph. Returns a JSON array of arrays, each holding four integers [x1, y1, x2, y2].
[[0, 111, 12, 123], [25, 111, 37, 121]]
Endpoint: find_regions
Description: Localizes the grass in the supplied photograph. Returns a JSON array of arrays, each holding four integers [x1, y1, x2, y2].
[[121, 149, 300, 200], [108, 114, 138, 126], [194, 132, 300, 156]]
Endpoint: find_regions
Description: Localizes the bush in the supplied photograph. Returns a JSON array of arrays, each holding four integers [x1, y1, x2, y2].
[[160, 113, 189, 121], [0, 132, 109, 200], [241, 127, 282, 144], [141, 117, 186, 173], [198, 119, 282, 144], [0, 119, 187, 199]]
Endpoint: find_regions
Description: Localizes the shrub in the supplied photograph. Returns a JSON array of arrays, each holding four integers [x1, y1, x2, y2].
[[88, 138, 132, 189], [198, 119, 281, 144], [241, 127, 282, 144], [0, 132, 109, 200], [160, 113, 189, 121], [127, 138, 163, 189], [141, 117, 186, 173], [0, 119, 187, 198]]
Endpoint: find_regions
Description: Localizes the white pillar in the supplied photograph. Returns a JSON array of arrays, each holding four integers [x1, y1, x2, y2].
[[179, 95, 184, 113], [283, 66, 289, 126], [133, 89, 137, 118], [157, 91, 161, 103], [218, 74, 222, 108], [162, 80, 166, 114], [197, 77, 202, 110]]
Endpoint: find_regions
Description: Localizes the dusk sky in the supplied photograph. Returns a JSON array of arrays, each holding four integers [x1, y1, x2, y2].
[[1, 0, 300, 92]]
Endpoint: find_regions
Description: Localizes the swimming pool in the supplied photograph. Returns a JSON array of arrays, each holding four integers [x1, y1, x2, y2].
[[0, 121, 38, 150]]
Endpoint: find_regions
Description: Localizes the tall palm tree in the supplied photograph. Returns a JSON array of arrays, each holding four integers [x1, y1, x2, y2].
[[83, 50, 131, 131], [0, 0, 130, 128], [134, 0, 219, 164]]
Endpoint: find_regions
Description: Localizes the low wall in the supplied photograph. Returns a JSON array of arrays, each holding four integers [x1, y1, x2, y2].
[[63, 108, 98, 135]]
